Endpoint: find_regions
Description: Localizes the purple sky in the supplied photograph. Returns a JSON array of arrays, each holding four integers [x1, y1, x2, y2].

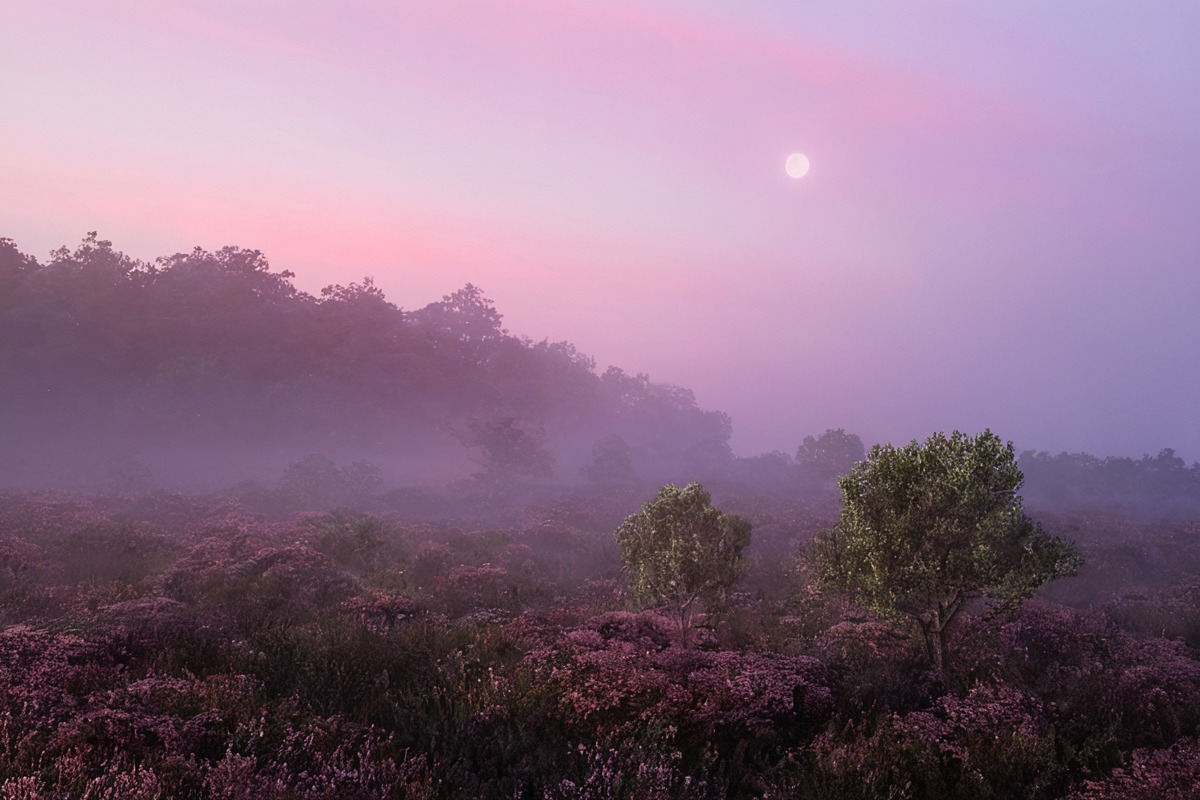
[[4, 1, 1199, 460]]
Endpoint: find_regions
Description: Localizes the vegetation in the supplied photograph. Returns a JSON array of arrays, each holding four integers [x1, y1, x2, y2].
[[795, 428, 866, 488], [1, 234, 1198, 798], [813, 430, 1083, 675], [0, 234, 732, 488], [614, 483, 752, 647], [582, 433, 636, 484], [1019, 446, 1200, 518], [459, 416, 556, 486], [0, 481, 1197, 799]]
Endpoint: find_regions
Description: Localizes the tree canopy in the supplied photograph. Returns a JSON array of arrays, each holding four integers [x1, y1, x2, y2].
[[796, 428, 866, 486], [460, 416, 555, 486], [615, 483, 751, 647], [582, 433, 635, 483], [813, 430, 1082, 675], [0, 234, 733, 487]]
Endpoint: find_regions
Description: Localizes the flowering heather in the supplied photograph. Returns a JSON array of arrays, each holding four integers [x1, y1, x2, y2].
[[0, 487, 1197, 797]]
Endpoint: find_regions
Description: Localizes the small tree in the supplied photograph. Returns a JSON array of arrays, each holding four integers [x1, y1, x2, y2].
[[615, 483, 751, 647], [278, 453, 345, 509], [813, 430, 1082, 676], [796, 428, 866, 487], [461, 415, 555, 485], [582, 433, 635, 483], [278, 454, 382, 509]]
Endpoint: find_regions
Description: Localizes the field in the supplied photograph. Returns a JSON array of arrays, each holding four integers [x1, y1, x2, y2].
[[1, 481, 1198, 799]]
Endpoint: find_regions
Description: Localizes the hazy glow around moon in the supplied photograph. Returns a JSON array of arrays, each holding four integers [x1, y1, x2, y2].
[[785, 153, 810, 178]]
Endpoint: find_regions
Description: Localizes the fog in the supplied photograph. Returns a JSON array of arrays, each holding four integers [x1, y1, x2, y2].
[[4, 2, 1198, 467], [5, 5, 1200, 794], [1, 234, 1196, 526]]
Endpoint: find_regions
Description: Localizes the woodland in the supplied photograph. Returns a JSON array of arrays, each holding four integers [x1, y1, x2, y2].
[[2, 235, 1200, 798]]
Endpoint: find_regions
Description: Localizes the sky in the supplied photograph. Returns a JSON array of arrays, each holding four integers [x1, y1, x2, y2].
[[3, 1, 1199, 461]]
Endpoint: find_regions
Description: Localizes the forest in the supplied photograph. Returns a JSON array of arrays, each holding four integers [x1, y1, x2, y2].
[[2, 236, 1200, 798]]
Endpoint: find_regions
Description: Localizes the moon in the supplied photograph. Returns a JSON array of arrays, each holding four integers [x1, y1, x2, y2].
[[785, 153, 810, 179]]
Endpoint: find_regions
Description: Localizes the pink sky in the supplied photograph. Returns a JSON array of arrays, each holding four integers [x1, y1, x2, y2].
[[4, 1, 1199, 460]]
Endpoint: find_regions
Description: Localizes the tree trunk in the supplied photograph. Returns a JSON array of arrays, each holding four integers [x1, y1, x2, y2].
[[929, 618, 945, 676], [918, 612, 946, 677], [677, 597, 696, 649]]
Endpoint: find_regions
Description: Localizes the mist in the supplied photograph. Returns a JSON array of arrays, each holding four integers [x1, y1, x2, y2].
[[5, 2, 1198, 467], [3, 233, 1196, 524], [3, 2, 1200, 796]]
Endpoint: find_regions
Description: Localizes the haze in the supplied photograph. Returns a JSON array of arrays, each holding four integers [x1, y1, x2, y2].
[[3, 1, 1198, 461]]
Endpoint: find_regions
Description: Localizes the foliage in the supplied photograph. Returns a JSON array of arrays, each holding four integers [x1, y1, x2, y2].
[[1065, 738, 1200, 800], [408, 283, 505, 356], [582, 434, 635, 483], [529, 611, 830, 794], [301, 509, 386, 572], [813, 430, 1083, 674], [615, 484, 751, 647], [796, 428, 866, 487], [0, 473, 1198, 798], [277, 454, 383, 510], [0, 235, 734, 488], [951, 601, 1200, 774], [7, 230, 1200, 797], [792, 684, 1062, 800], [461, 416, 556, 485], [1019, 447, 1200, 518]]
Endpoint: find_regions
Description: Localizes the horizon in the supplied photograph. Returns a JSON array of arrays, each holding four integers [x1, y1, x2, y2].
[[4, 1, 1198, 462]]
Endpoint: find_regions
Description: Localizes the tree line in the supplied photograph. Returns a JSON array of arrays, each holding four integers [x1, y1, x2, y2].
[[0, 234, 730, 487]]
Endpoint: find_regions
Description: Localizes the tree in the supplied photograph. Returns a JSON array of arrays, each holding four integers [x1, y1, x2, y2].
[[277, 454, 383, 509], [409, 283, 505, 362], [812, 430, 1082, 676], [0, 237, 37, 313], [796, 428, 866, 486], [461, 416, 555, 485], [615, 483, 752, 647], [582, 433, 635, 483], [278, 453, 346, 509]]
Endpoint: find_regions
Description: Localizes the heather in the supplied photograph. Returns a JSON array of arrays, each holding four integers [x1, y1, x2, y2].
[[1, 484, 1199, 798]]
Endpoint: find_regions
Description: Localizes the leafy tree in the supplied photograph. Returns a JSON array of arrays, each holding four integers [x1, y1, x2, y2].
[[733, 450, 795, 489], [462, 416, 555, 485], [797, 428, 866, 486], [339, 459, 384, 499], [410, 283, 505, 361], [0, 237, 37, 314], [615, 483, 752, 647], [813, 430, 1082, 676], [684, 437, 736, 479], [277, 454, 382, 509], [598, 367, 734, 470], [582, 433, 635, 483], [278, 453, 345, 509]]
